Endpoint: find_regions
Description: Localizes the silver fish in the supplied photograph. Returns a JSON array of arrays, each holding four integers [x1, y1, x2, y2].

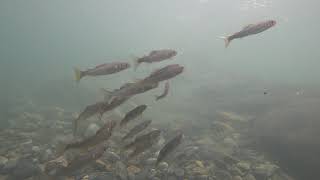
[[134, 49, 177, 70], [143, 64, 184, 83], [122, 120, 152, 140], [155, 81, 169, 101], [74, 62, 130, 82], [120, 105, 147, 127], [221, 20, 276, 47], [156, 132, 183, 165]]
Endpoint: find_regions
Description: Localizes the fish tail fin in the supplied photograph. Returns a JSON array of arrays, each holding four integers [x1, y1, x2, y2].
[[219, 36, 231, 48], [73, 67, 83, 83]]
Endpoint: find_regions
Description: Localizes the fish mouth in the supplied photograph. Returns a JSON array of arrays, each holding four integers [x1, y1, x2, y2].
[[271, 20, 277, 26]]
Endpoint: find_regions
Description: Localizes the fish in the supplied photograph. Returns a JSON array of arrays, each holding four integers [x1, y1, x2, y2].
[[124, 129, 161, 158], [120, 105, 147, 127], [155, 81, 169, 101], [142, 64, 184, 83], [98, 96, 131, 118], [58, 120, 116, 155], [122, 120, 152, 140], [156, 132, 183, 165], [74, 62, 130, 82], [102, 81, 159, 103], [220, 20, 276, 48], [46, 145, 107, 177], [73, 101, 106, 135], [134, 49, 177, 70]]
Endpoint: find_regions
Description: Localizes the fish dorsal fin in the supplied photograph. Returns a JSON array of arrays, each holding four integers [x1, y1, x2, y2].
[[95, 63, 108, 68], [149, 50, 158, 55], [242, 24, 254, 30]]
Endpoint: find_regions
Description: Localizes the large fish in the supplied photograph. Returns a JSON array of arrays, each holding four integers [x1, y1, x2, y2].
[[220, 20, 276, 48], [59, 120, 116, 155], [124, 129, 161, 158], [74, 62, 130, 82], [102, 81, 159, 103], [99, 96, 131, 118], [122, 120, 152, 140], [155, 81, 169, 101], [120, 105, 147, 127], [143, 64, 184, 83], [156, 132, 183, 165], [134, 49, 177, 70]]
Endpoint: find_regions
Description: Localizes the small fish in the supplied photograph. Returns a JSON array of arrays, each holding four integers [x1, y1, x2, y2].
[[155, 81, 169, 101], [120, 105, 147, 127], [99, 96, 130, 118], [74, 101, 106, 135], [220, 20, 276, 48], [102, 81, 159, 102], [122, 120, 152, 140], [134, 49, 177, 70], [143, 64, 184, 83], [156, 132, 183, 165], [124, 129, 161, 158], [59, 120, 116, 155], [74, 62, 130, 82]]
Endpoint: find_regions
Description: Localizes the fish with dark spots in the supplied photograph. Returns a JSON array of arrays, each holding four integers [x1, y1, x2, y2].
[[74, 62, 130, 82], [120, 105, 147, 127], [142, 64, 184, 83], [156, 81, 169, 101], [124, 129, 161, 158], [58, 120, 116, 155], [220, 20, 276, 47], [122, 120, 152, 140], [156, 132, 183, 165], [134, 49, 177, 70]]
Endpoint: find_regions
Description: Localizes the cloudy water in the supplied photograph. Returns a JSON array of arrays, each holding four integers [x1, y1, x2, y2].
[[1, 0, 320, 180]]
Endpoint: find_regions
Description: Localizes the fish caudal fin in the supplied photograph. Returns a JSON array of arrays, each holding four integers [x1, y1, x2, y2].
[[219, 36, 231, 48], [73, 67, 83, 83]]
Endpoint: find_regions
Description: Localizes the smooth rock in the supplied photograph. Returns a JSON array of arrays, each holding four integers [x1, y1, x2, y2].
[[233, 176, 243, 180], [243, 174, 256, 180], [84, 123, 100, 137], [0, 156, 8, 168], [174, 167, 185, 177], [32, 146, 41, 154], [158, 162, 169, 171], [104, 151, 120, 163], [237, 162, 251, 171]]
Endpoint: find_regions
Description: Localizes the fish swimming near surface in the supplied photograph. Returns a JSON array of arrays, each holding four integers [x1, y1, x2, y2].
[[155, 81, 169, 101], [102, 81, 159, 103], [73, 101, 106, 135], [142, 64, 184, 83], [220, 20, 276, 48], [58, 120, 116, 155], [120, 105, 147, 127], [124, 129, 161, 158], [156, 132, 183, 165], [122, 120, 152, 140], [74, 62, 130, 82], [134, 49, 177, 70]]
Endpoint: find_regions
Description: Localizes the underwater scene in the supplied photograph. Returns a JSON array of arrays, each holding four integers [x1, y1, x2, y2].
[[1, 0, 320, 180]]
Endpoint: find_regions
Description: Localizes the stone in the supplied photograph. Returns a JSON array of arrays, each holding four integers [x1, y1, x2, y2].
[[84, 123, 100, 137], [174, 167, 185, 177], [0, 156, 8, 168], [233, 176, 243, 180], [237, 162, 251, 172], [32, 146, 41, 154], [243, 174, 256, 180], [157, 162, 169, 172]]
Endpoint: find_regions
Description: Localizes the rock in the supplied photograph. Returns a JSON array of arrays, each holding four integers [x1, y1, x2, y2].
[[84, 123, 100, 137], [215, 170, 232, 180], [157, 162, 169, 172], [127, 165, 141, 174], [174, 167, 185, 177], [145, 158, 157, 166], [40, 149, 54, 162], [0, 156, 8, 168], [253, 162, 279, 178], [1, 158, 17, 174], [230, 166, 244, 176], [237, 162, 251, 172], [32, 146, 41, 154], [223, 137, 238, 154], [148, 169, 157, 178], [233, 176, 243, 180], [10, 157, 41, 179], [168, 176, 178, 180], [86, 172, 116, 180], [103, 151, 120, 163], [115, 161, 128, 180], [243, 174, 256, 180]]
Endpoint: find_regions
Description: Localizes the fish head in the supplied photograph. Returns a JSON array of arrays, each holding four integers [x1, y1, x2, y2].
[[168, 64, 184, 75]]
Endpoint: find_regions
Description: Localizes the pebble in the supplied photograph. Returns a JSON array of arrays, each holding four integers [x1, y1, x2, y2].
[[104, 151, 120, 163], [237, 162, 251, 171], [243, 174, 256, 180], [174, 167, 185, 177], [84, 123, 100, 137], [157, 162, 169, 172], [233, 176, 243, 180], [145, 158, 157, 166], [31, 146, 41, 154], [0, 156, 8, 167]]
